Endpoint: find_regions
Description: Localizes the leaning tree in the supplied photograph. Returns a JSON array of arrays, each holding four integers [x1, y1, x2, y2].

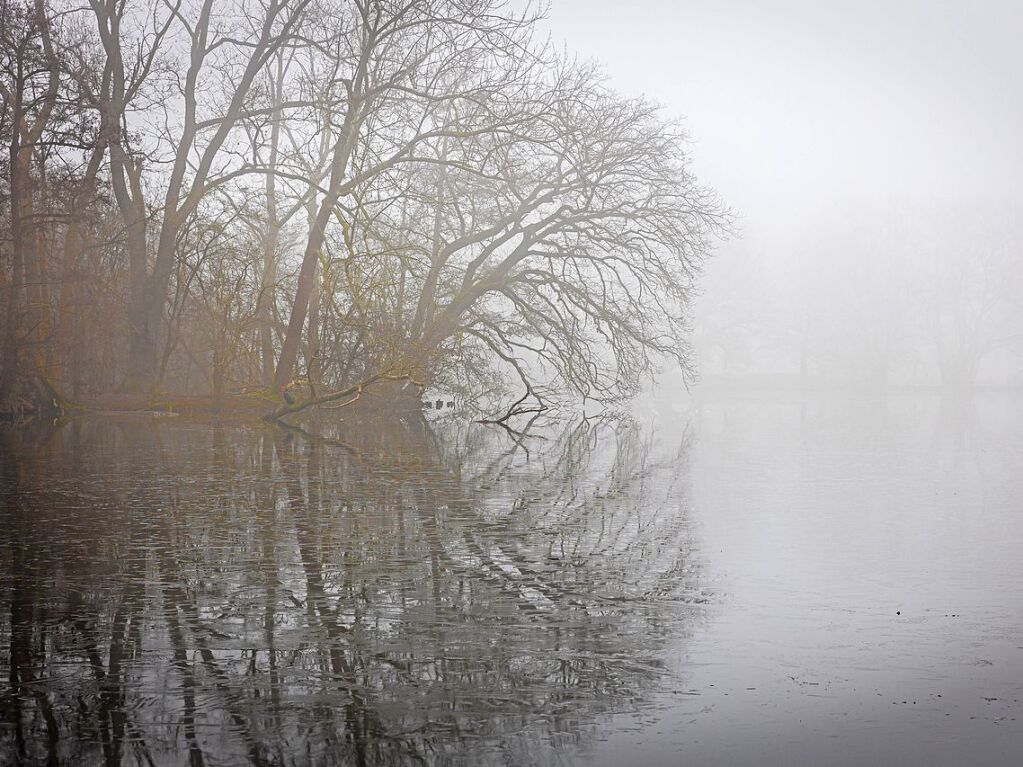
[[276, 60, 729, 417]]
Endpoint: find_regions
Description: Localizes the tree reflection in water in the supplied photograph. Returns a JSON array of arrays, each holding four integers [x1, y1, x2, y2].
[[0, 414, 703, 765]]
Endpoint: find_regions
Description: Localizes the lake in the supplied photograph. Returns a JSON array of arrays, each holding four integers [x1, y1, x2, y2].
[[1, 393, 1021, 765]]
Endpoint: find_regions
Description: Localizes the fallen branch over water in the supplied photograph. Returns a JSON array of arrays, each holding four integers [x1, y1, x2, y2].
[[266, 373, 425, 422]]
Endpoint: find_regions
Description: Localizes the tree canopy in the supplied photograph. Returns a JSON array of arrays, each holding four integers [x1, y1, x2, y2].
[[0, 0, 728, 418]]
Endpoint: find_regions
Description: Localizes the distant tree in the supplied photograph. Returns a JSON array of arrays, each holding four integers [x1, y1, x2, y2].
[[915, 204, 1023, 390]]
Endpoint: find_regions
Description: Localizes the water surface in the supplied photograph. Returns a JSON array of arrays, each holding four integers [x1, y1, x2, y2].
[[1, 413, 698, 765], [601, 392, 1023, 766], [2, 394, 1022, 765]]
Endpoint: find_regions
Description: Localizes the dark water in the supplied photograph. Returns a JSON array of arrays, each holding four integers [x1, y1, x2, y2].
[[2, 395, 1022, 765], [0, 413, 699, 766]]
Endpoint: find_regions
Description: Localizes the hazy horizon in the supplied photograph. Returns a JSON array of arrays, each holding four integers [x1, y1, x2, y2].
[[547, 0, 1023, 390]]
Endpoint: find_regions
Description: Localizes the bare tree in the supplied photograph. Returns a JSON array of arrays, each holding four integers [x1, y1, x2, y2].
[[413, 66, 728, 406], [289, 61, 728, 415], [271, 0, 541, 392], [2, 0, 727, 416], [0, 0, 60, 405], [87, 0, 310, 392]]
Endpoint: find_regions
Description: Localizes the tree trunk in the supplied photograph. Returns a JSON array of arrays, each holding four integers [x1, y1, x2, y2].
[[274, 193, 337, 390], [212, 347, 225, 411], [259, 223, 279, 387], [0, 249, 24, 405], [259, 54, 285, 387], [1, 151, 32, 404], [273, 104, 360, 391], [307, 260, 321, 388], [124, 274, 159, 393]]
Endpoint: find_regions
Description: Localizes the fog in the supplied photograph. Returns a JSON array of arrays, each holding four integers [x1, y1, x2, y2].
[[4, 0, 1019, 410], [3, 3, 1023, 765], [547, 0, 1023, 389]]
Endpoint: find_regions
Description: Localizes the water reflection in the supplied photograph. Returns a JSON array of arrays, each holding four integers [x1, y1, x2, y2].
[[0, 414, 699, 765]]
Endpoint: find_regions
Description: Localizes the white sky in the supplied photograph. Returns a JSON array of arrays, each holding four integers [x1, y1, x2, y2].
[[543, 0, 1023, 237]]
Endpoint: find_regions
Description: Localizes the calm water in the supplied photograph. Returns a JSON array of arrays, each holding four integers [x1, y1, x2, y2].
[[1, 394, 1021, 765]]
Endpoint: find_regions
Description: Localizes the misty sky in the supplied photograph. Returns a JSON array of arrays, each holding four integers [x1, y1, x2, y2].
[[544, 0, 1023, 238]]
